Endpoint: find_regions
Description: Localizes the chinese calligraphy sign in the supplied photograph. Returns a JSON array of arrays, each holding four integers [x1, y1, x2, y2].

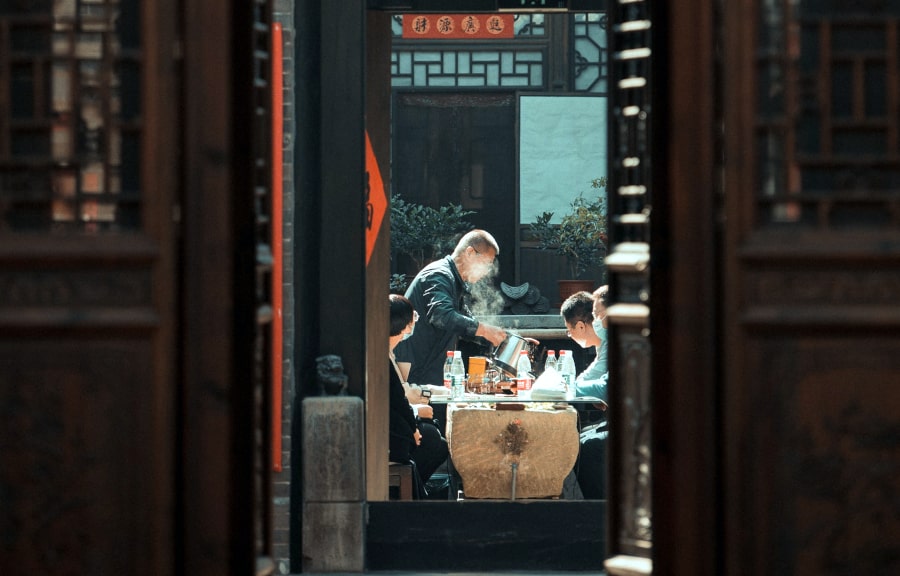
[[402, 14, 515, 40]]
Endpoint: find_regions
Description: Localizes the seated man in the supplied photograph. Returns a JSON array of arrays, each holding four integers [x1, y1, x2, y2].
[[563, 287, 608, 394], [389, 294, 449, 498], [561, 290, 609, 499], [574, 373, 608, 499]]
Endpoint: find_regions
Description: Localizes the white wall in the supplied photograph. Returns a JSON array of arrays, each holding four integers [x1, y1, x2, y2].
[[519, 95, 607, 224]]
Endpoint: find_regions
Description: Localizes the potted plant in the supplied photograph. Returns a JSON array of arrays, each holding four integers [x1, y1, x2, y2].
[[529, 177, 608, 298], [390, 192, 476, 278]]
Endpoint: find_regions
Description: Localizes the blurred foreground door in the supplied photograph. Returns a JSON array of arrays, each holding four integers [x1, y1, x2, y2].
[[1, 1, 276, 574], [0, 1, 180, 574], [718, 2, 900, 575]]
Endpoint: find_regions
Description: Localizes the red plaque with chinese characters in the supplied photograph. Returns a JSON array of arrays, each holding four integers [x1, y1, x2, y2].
[[402, 14, 515, 40]]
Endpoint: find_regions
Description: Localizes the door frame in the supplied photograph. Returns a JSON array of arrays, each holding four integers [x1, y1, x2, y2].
[[290, 1, 723, 573], [365, 5, 614, 572]]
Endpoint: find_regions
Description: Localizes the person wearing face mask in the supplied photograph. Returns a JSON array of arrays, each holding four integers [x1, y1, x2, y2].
[[389, 294, 449, 497], [560, 289, 610, 499], [560, 289, 609, 400], [393, 229, 508, 388], [587, 285, 609, 377]]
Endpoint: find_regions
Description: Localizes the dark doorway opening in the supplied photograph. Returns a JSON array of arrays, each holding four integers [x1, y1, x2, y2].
[[392, 91, 517, 287]]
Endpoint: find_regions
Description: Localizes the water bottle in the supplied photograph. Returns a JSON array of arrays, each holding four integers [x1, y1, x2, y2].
[[450, 350, 466, 399], [544, 350, 557, 373], [559, 350, 576, 397], [442, 350, 454, 388], [515, 350, 533, 395]]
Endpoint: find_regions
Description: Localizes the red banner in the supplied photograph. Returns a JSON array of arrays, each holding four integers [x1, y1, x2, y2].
[[365, 131, 386, 267], [271, 22, 283, 472], [402, 14, 515, 40]]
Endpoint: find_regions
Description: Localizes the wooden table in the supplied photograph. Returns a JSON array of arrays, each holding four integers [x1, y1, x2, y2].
[[444, 400, 581, 499]]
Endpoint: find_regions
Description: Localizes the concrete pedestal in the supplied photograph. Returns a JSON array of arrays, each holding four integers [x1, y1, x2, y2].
[[301, 397, 365, 572]]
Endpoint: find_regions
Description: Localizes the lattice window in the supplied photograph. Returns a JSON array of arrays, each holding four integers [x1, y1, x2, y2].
[[391, 13, 606, 91], [573, 12, 608, 93], [391, 49, 545, 88], [0, 0, 140, 232], [756, 2, 900, 229]]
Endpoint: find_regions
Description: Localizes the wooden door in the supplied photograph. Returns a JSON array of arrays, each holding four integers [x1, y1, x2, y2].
[[620, 1, 900, 575], [0, 2, 179, 573], [719, 2, 900, 574], [1, 1, 276, 574], [607, 1, 900, 575], [181, 0, 276, 573]]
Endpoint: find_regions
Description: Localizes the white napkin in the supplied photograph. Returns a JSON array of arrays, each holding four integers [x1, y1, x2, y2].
[[529, 367, 568, 401]]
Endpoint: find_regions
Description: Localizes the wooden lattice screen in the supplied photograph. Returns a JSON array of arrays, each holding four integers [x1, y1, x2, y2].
[[0, 0, 141, 232]]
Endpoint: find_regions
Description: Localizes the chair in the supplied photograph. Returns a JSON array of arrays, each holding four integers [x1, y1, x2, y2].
[[388, 462, 414, 500]]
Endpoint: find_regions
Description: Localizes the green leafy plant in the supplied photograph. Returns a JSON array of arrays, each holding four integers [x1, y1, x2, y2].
[[390, 273, 409, 294], [390, 192, 476, 271], [529, 177, 608, 279]]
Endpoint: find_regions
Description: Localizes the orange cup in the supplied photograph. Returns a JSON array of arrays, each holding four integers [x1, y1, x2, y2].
[[467, 356, 488, 392], [467, 356, 487, 379]]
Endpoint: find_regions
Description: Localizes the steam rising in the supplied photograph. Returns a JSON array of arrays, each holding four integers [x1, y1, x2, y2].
[[467, 262, 505, 318]]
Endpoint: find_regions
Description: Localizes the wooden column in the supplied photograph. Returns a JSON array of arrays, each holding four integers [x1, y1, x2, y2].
[[292, 0, 368, 570], [366, 9, 393, 501]]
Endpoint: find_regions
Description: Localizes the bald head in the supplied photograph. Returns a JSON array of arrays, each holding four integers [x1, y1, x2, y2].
[[452, 229, 499, 258], [452, 229, 499, 283]]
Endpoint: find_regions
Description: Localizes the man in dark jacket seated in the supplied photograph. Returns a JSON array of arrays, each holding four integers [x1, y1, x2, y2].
[[389, 294, 448, 498]]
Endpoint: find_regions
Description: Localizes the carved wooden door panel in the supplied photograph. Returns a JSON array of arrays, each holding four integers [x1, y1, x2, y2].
[[721, 2, 900, 574], [604, 0, 654, 572], [607, 2, 900, 575], [1, 1, 277, 574], [0, 1, 179, 574]]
